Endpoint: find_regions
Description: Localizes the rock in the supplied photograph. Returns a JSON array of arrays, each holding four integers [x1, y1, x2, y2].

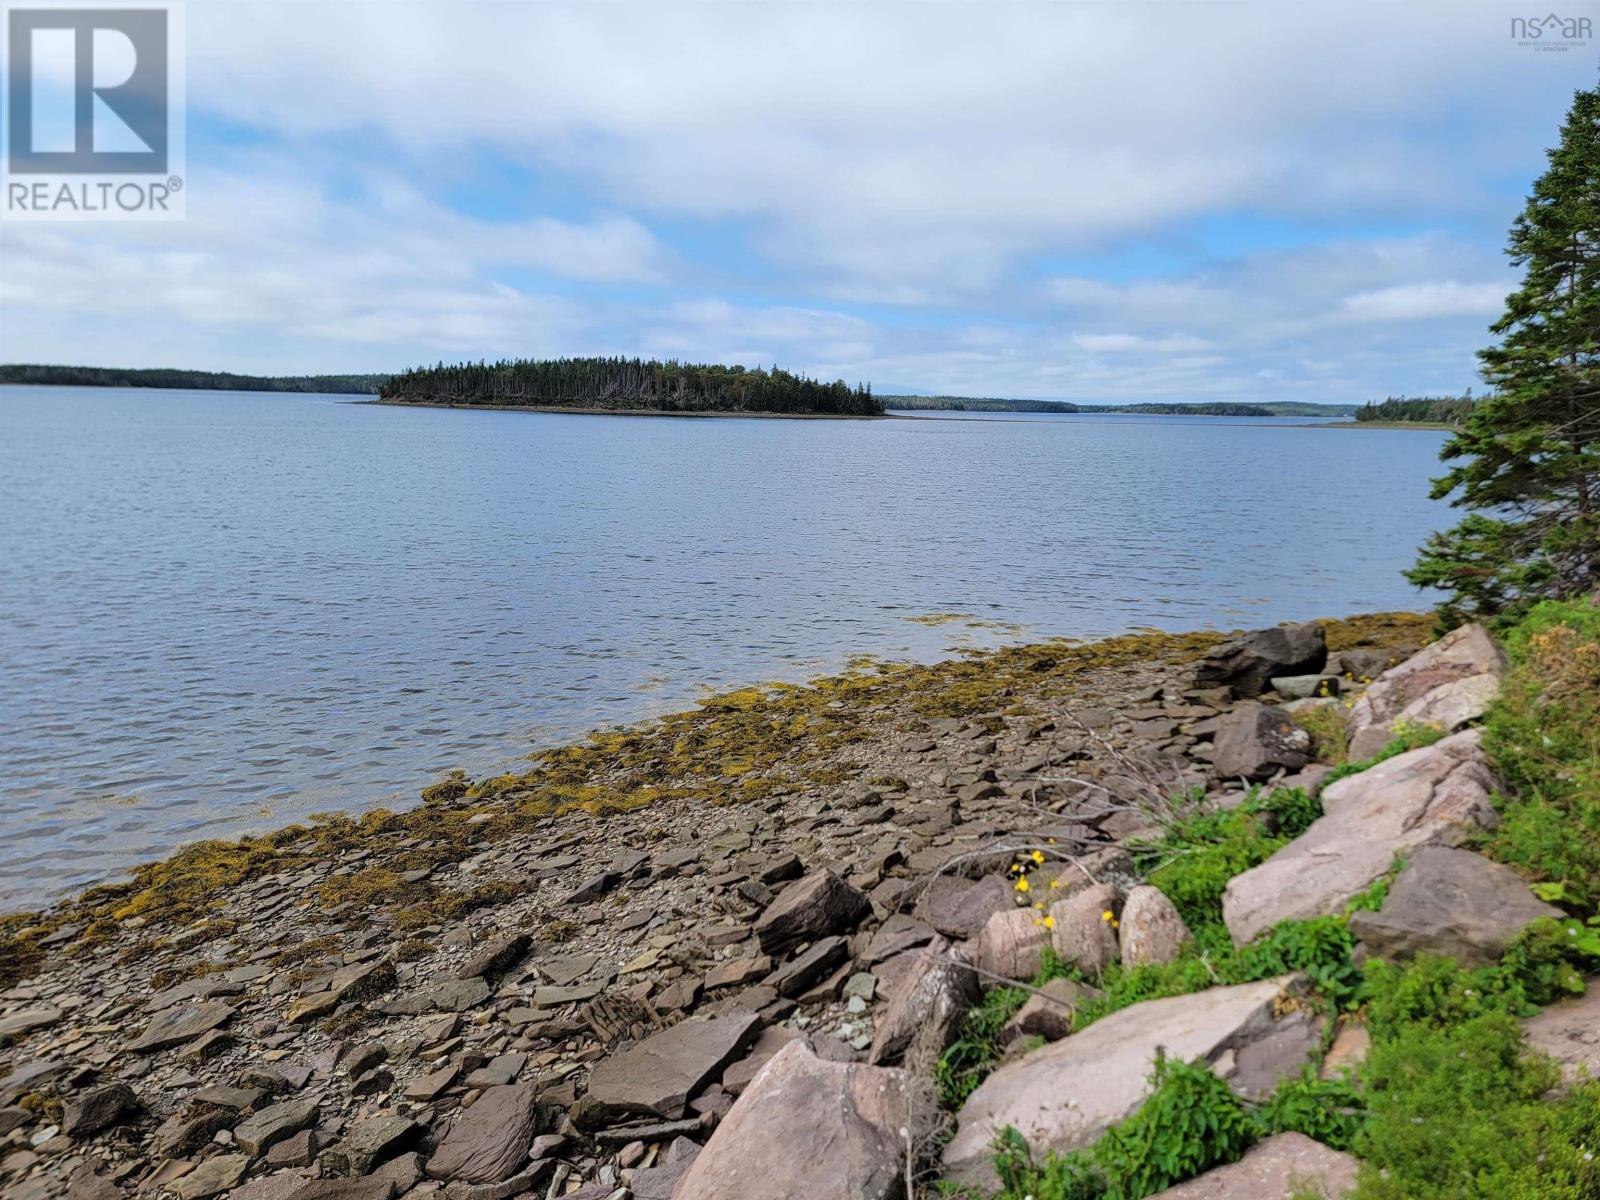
[[753, 869, 870, 956], [0, 1007, 61, 1040], [1212, 703, 1313, 781], [1346, 624, 1505, 757], [1118, 886, 1193, 967], [427, 1081, 541, 1183], [1196, 623, 1327, 698], [862, 914, 936, 964], [235, 1097, 319, 1156], [670, 1040, 907, 1200], [999, 978, 1100, 1047], [1269, 674, 1341, 700], [722, 1026, 805, 1094], [1146, 1132, 1358, 1199], [1321, 1020, 1370, 1080], [943, 975, 1321, 1186], [1523, 985, 1600, 1086], [1050, 883, 1121, 976], [912, 874, 1014, 939], [329, 957, 397, 1002], [173, 1155, 250, 1200], [974, 908, 1050, 981], [126, 1000, 234, 1053], [704, 954, 772, 990], [284, 1181, 395, 1200], [458, 933, 530, 980], [587, 1011, 761, 1119], [767, 936, 848, 997], [1222, 731, 1500, 945], [1348, 847, 1561, 967], [61, 1083, 137, 1137], [867, 935, 977, 1065], [630, 1136, 699, 1200], [321, 1115, 420, 1176], [65, 1163, 123, 1200]]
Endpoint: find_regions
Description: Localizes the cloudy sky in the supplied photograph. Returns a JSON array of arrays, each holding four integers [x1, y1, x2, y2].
[[1, 2, 1595, 403]]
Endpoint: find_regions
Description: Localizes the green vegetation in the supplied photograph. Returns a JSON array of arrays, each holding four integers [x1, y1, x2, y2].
[[1481, 598, 1600, 907], [935, 949, 1076, 1108], [1317, 718, 1446, 789], [1408, 86, 1600, 624], [1353, 394, 1479, 425], [380, 356, 879, 416], [0, 363, 387, 393], [977, 600, 1600, 1200]]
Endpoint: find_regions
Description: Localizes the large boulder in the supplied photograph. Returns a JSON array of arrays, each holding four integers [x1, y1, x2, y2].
[[426, 1081, 541, 1183], [1050, 883, 1121, 976], [1119, 886, 1193, 967], [942, 976, 1321, 1187], [1222, 730, 1499, 946], [754, 869, 870, 956], [1196, 623, 1327, 699], [1348, 846, 1561, 967], [1345, 624, 1505, 759], [1211, 703, 1313, 782], [586, 1011, 760, 1119], [974, 908, 1050, 981], [671, 1040, 908, 1200], [912, 875, 1014, 939], [1146, 1132, 1358, 1199], [868, 936, 978, 1066]]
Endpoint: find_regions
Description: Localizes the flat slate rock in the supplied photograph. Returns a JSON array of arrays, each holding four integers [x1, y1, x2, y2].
[[127, 1000, 235, 1053], [587, 1011, 761, 1119], [753, 868, 870, 956], [426, 1080, 541, 1184], [1147, 1133, 1358, 1199]]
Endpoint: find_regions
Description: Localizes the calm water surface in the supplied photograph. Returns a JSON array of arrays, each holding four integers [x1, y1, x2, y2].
[[0, 387, 1451, 909]]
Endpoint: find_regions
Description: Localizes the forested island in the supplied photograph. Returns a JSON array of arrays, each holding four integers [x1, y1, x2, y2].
[[379, 357, 881, 416], [0, 363, 388, 393], [1353, 393, 1479, 426], [883, 394, 1356, 417]]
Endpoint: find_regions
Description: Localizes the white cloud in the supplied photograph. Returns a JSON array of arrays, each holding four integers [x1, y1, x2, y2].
[[1340, 281, 1507, 320]]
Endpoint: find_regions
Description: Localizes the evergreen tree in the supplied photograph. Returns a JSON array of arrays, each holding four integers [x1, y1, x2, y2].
[[1408, 86, 1600, 624]]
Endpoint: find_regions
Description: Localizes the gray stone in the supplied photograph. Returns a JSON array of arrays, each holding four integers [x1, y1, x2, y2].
[[671, 1040, 907, 1200], [1119, 886, 1193, 968], [630, 1136, 699, 1200], [0, 1007, 62, 1041], [974, 907, 1050, 982], [1348, 846, 1561, 967], [1146, 1132, 1358, 1199], [61, 1083, 137, 1138], [867, 935, 977, 1066], [1346, 623, 1505, 757], [766, 936, 847, 998], [753, 869, 870, 956], [587, 1011, 760, 1119], [427, 1081, 541, 1184], [1523, 984, 1600, 1087], [943, 975, 1321, 1187], [1223, 731, 1500, 945], [1212, 702, 1313, 781], [912, 874, 1015, 939], [234, 1097, 319, 1156], [999, 977, 1100, 1047], [127, 1000, 235, 1053], [1270, 674, 1341, 700], [458, 933, 530, 980], [173, 1155, 250, 1200], [722, 1025, 805, 1094], [1196, 623, 1327, 698], [321, 1115, 420, 1176], [1050, 883, 1121, 976]]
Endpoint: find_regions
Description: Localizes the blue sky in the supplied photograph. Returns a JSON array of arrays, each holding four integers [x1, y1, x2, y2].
[[2, 1, 1597, 404]]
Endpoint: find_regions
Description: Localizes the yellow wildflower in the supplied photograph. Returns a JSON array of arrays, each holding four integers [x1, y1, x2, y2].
[[1030, 850, 1045, 865], [1101, 909, 1114, 921], [1041, 915, 1056, 930], [1015, 877, 1031, 893]]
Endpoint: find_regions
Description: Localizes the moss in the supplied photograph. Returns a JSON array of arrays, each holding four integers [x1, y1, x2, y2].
[[541, 917, 580, 944]]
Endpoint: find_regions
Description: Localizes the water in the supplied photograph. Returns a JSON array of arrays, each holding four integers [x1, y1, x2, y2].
[[0, 386, 1452, 910]]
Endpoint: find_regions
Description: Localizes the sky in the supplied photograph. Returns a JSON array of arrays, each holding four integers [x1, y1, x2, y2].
[[1, 1, 1597, 404]]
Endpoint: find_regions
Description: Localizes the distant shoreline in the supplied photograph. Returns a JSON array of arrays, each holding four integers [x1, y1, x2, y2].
[[364, 398, 887, 420]]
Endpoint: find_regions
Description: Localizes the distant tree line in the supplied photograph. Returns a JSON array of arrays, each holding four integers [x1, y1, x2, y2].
[[0, 363, 388, 393], [882, 394, 1282, 417], [381, 357, 880, 416], [1356, 393, 1480, 425]]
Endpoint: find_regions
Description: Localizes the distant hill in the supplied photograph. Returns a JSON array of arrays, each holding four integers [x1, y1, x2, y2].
[[0, 363, 388, 394], [1354, 394, 1479, 426], [380, 357, 881, 416], [882, 394, 1356, 417]]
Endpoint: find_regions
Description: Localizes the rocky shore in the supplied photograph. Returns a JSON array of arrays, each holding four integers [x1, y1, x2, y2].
[[8, 608, 1565, 1200]]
